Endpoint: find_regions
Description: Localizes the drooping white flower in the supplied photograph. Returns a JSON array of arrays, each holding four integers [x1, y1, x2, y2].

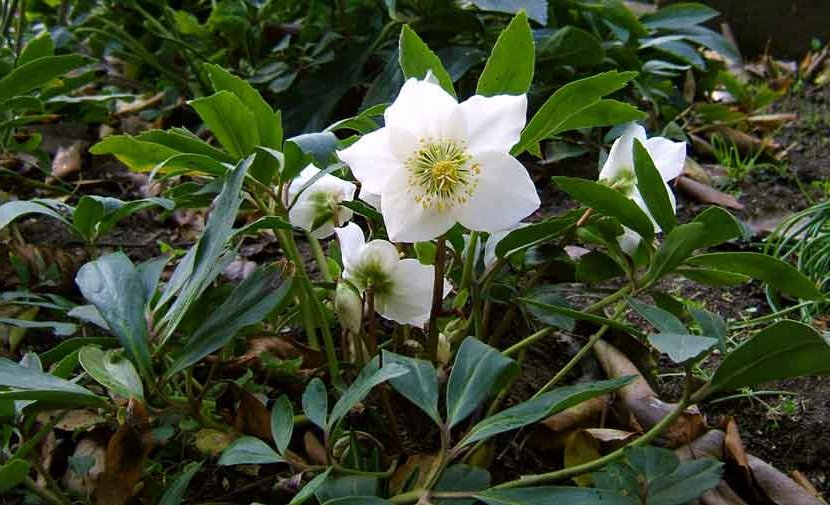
[[335, 223, 451, 327], [337, 78, 540, 243], [598, 123, 686, 252], [287, 164, 356, 239]]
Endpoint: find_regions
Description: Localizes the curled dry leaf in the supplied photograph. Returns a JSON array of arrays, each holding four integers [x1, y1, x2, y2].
[[114, 91, 165, 117], [225, 336, 327, 371], [37, 409, 105, 432], [94, 398, 154, 505], [303, 430, 328, 465], [746, 113, 798, 130], [676, 175, 745, 211], [62, 436, 106, 495], [389, 453, 438, 495], [710, 127, 782, 155], [51, 142, 83, 179], [194, 428, 234, 456], [593, 340, 707, 448], [683, 157, 713, 185], [542, 395, 608, 433]]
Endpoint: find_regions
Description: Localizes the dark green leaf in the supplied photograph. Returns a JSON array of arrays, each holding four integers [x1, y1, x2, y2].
[[382, 351, 440, 424], [648, 333, 717, 363], [523, 286, 575, 330], [79, 346, 144, 399], [475, 486, 635, 504], [0, 54, 89, 103], [159, 461, 203, 505], [434, 465, 490, 505], [642, 3, 719, 29], [328, 359, 409, 429], [538, 26, 604, 67], [461, 377, 634, 446], [477, 11, 534, 96], [553, 177, 654, 241], [576, 251, 625, 283], [648, 458, 724, 505], [676, 267, 750, 286], [316, 476, 378, 502], [468, 0, 547, 24], [75, 252, 152, 378], [554, 99, 646, 133], [289, 131, 339, 167], [625, 297, 686, 334], [685, 252, 824, 300], [302, 378, 328, 430], [690, 207, 745, 248], [398, 25, 455, 97], [519, 297, 645, 339], [446, 337, 517, 428], [633, 140, 676, 233], [17, 32, 54, 66], [0, 358, 106, 408], [218, 436, 285, 466], [706, 320, 830, 396], [271, 395, 294, 456], [322, 498, 391, 505], [0, 459, 31, 493], [644, 223, 707, 283], [289, 468, 332, 505], [625, 446, 678, 482], [691, 307, 727, 353], [189, 91, 259, 158], [495, 212, 579, 259], [0, 200, 72, 231]]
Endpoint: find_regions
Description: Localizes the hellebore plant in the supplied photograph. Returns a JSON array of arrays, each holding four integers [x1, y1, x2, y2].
[[4, 11, 828, 505]]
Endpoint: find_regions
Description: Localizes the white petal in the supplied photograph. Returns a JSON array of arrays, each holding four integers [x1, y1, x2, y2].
[[617, 227, 642, 255], [287, 164, 320, 200], [384, 78, 463, 140], [336, 127, 412, 194], [379, 171, 456, 243], [358, 188, 381, 210], [598, 123, 647, 181], [456, 153, 539, 232], [644, 137, 686, 182], [333, 206, 355, 229], [357, 240, 400, 278], [335, 223, 366, 273], [309, 221, 336, 239], [459, 94, 527, 155], [378, 259, 439, 327], [288, 199, 316, 232], [630, 189, 660, 231]]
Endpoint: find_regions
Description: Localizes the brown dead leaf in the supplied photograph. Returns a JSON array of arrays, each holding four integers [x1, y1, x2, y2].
[[216, 384, 272, 441], [676, 176, 745, 210], [746, 453, 824, 505], [37, 409, 104, 432], [51, 142, 83, 179], [226, 336, 326, 371], [746, 210, 794, 236], [194, 428, 234, 456], [389, 453, 437, 495], [683, 158, 713, 185], [675, 430, 748, 505], [62, 436, 106, 495], [746, 113, 798, 130], [593, 340, 707, 448], [114, 92, 165, 117], [542, 395, 607, 432], [94, 399, 153, 505], [303, 431, 327, 465], [791, 471, 828, 505], [564, 431, 601, 486], [711, 127, 782, 155]]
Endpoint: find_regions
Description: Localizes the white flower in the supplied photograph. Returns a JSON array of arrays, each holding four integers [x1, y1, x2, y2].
[[287, 164, 356, 239], [358, 188, 381, 210], [335, 223, 451, 327], [337, 78, 540, 243], [598, 123, 686, 252]]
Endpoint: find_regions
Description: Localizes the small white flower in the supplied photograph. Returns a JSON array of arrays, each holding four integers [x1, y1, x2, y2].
[[337, 78, 540, 243], [335, 223, 451, 327], [598, 123, 686, 252], [287, 164, 356, 239]]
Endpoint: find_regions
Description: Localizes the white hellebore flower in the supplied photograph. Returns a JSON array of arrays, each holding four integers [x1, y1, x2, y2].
[[598, 123, 686, 252], [337, 77, 540, 242], [287, 164, 356, 239], [335, 223, 451, 327]]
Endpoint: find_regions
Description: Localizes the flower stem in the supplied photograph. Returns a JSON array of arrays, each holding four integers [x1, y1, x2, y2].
[[501, 327, 553, 357], [363, 284, 378, 356], [307, 232, 332, 281], [459, 231, 478, 292], [583, 285, 632, 314], [492, 366, 694, 490], [426, 236, 447, 363]]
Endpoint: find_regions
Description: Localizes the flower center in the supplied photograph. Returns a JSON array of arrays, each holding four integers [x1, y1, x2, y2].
[[604, 168, 636, 195], [406, 138, 479, 211], [353, 259, 393, 296]]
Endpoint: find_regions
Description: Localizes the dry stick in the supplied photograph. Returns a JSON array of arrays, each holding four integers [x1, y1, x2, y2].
[[426, 236, 447, 363]]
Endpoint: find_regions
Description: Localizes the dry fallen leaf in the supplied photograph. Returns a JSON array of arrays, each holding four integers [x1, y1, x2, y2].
[[51, 142, 83, 179], [303, 431, 328, 465], [676, 176, 745, 211], [62, 436, 106, 495], [389, 453, 438, 495], [542, 395, 608, 433]]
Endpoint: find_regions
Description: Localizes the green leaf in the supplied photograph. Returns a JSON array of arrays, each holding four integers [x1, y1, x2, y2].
[[38, 337, 118, 365], [168, 266, 291, 376], [72, 196, 104, 241], [538, 26, 604, 67], [136, 128, 235, 163], [189, 91, 259, 158], [461, 377, 634, 447], [0, 459, 31, 493], [302, 378, 328, 430], [0, 54, 88, 103], [78, 346, 144, 399], [690, 207, 745, 249], [648, 333, 717, 363], [218, 436, 285, 466], [94, 196, 175, 239], [691, 307, 727, 353], [434, 465, 491, 505], [553, 177, 654, 242], [519, 297, 645, 340], [75, 252, 152, 378], [647, 458, 724, 505], [576, 251, 625, 283], [398, 25, 456, 97], [289, 131, 340, 167], [446, 337, 517, 428], [625, 446, 678, 482], [495, 212, 579, 259], [0, 200, 72, 231], [328, 359, 409, 429], [271, 395, 294, 455], [644, 223, 707, 283], [316, 476, 378, 503], [676, 267, 750, 286], [633, 140, 677, 233], [0, 317, 76, 337], [159, 461, 203, 505], [205, 64, 282, 149], [554, 99, 646, 133], [707, 320, 830, 396], [0, 358, 106, 408], [523, 286, 575, 331], [17, 32, 54, 66], [475, 486, 635, 504], [89, 136, 184, 173], [289, 468, 332, 505], [514, 71, 637, 156], [685, 252, 824, 300], [322, 498, 391, 505], [382, 351, 440, 424], [625, 297, 686, 334], [642, 3, 719, 30], [468, 0, 547, 24], [476, 11, 534, 96]]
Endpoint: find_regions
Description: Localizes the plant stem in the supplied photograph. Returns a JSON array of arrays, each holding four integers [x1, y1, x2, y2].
[[22, 477, 68, 505], [426, 236, 447, 363], [364, 284, 378, 355], [583, 285, 632, 314], [492, 366, 694, 490], [307, 232, 331, 281], [502, 327, 553, 357], [531, 302, 627, 400], [459, 231, 478, 292]]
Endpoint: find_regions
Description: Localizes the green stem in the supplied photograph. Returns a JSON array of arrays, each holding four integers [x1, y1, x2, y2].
[[492, 367, 694, 490], [530, 302, 626, 400], [22, 476, 68, 505], [426, 236, 447, 363], [459, 231, 478, 293], [583, 285, 632, 314], [502, 328, 552, 357], [307, 232, 331, 282]]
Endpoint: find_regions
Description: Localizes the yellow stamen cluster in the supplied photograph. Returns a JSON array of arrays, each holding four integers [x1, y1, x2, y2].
[[406, 138, 479, 211]]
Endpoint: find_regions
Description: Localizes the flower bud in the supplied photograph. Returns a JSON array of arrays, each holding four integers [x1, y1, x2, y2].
[[335, 282, 363, 335]]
